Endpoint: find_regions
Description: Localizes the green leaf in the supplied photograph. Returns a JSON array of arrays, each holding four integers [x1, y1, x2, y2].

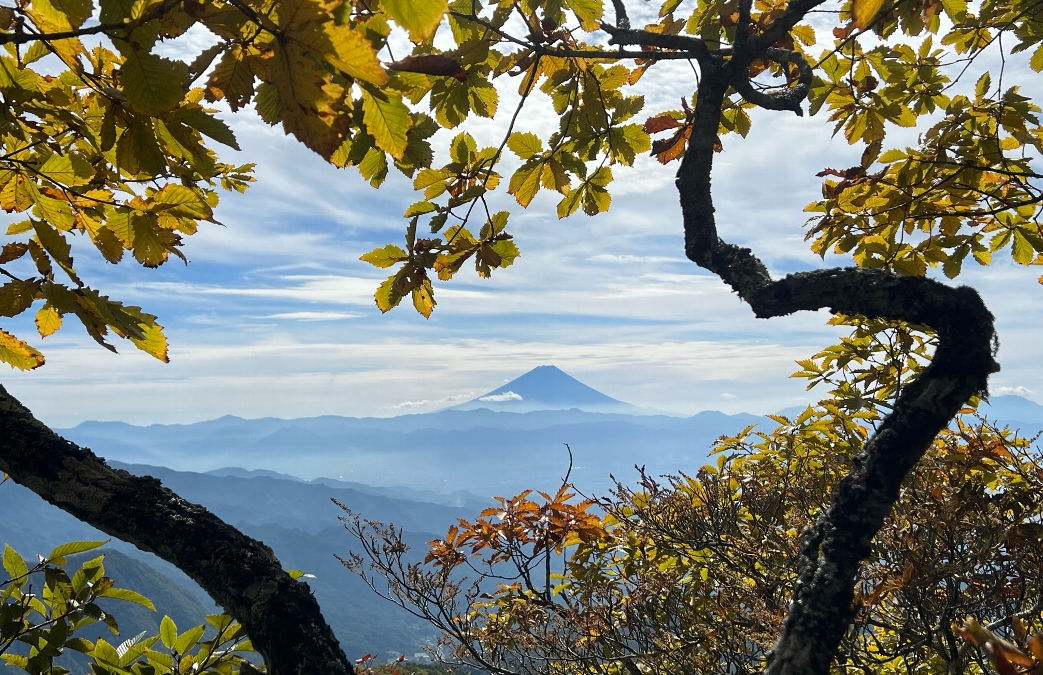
[[159, 616, 177, 650], [177, 108, 240, 150], [153, 184, 213, 220], [975, 72, 991, 98], [3, 544, 28, 581], [1012, 229, 1034, 264], [565, 0, 604, 31], [1031, 43, 1043, 73], [33, 219, 75, 273], [362, 90, 412, 160], [507, 132, 543, 160], [38, 152, 94, 187], [174, 625, 205, 655], [508, 163, 542, 207], [878, 148, 906, 163], [47, 539, 108, 564], [375, 273, 405, 313], [382, 0, 448, 40], [360, 244, 408, 268], [121, 51, 187, 116], [320, 23, 389, 86], [131, 215, 173, 268], [99, 586, 157, 611]]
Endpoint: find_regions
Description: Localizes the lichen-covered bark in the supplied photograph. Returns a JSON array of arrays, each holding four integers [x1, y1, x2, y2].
[[0, 385, 353, 675], [608, 15, 1000, 675]]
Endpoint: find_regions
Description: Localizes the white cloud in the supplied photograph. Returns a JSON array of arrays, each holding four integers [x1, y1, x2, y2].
[[721, 393, 737, 399], [479, 391, 523, 402], [260, 312, 362, 321], [994, 386, 1036, 397]]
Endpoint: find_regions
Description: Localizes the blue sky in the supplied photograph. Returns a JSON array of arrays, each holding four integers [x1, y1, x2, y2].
[[2, 17, 1042, 427]]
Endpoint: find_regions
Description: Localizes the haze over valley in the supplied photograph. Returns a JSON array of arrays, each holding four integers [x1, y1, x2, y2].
[[4, 366, 1042, 661]]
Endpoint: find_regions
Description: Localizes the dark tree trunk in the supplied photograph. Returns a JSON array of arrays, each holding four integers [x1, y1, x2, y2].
[[0, 384, 353, 675], [610, 16, 1000, 675]]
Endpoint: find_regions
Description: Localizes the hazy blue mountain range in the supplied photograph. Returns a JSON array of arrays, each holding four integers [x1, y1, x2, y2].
[[0, 467, 451, 659], [981, 394, 1043, 430], [5, 367, 1042, 662], [56, 409, 762, 496], [55, 367, 766, 496]]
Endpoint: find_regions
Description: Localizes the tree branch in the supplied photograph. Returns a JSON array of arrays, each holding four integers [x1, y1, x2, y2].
[[675, 41, 999, 675], [730, 48, 812, 115], [0, 384, 354, 675]]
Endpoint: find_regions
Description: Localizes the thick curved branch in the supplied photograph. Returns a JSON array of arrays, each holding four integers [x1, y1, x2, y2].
[[0, 385, 353, 675], [730, 48, 812, 115], [601, 25, 717, 68], [675, 45, 999, 675]]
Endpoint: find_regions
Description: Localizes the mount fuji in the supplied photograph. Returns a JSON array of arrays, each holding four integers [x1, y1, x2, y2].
[[451, 365, 643, 414]]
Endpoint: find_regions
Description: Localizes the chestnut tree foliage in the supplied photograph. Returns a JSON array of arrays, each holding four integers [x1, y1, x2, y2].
[[0, 0, 1040, 673]]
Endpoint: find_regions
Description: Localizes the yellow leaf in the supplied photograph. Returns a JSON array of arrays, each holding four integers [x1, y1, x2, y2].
[[260, 41, 351, 158], [0, 328, 44, 370], [129, 320, 168, 363], [35, 303, 62, 337], [153, 184, 213, 220], [375, 274, 404, 313], [412, 278, 435, 318], [318, 23, 389, 85], [205, 45, 257, 111], [382, 0, 448, 41], [362, 90, 411, 159], [852, 0, 885, 29]]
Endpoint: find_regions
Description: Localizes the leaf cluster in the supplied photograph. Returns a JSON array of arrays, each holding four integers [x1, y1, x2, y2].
[[1, 540, 260, 675]]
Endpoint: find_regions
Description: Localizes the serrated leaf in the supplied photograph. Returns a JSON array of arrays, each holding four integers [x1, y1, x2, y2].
[[1012, 229, 1034, 264], [565, 0, 603, 31], [361, 244, 408, 268], [382, 0, 448, 40], [38, 152, 93, 187], [507, 132, 543, 159], [0, 242, 28, 264], [205, 45, 256, 111], [35, 303, 62, 337], [362, 90, 411, 160], [412, 278, 435, 318], [178, 108, 240, 150], [33, 219, 74, 272], [375, 274, 405, 313], [1031, 43, 1043, 72], [975, 72, 991, 98], [121, 51, 186, 116], [129, 319, 168, 363], [320, 23, 389, 86], [0, 279, 41, 317], [3, 544, 28, 580], [153, 184, 212, 220], [852, 0, 884, 28], [132, 215, 177, 267], [508, 163, 542, 207]]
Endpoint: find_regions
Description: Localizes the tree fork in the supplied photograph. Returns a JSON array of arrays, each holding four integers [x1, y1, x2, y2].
[[672, 19, 1001, 674], [0, 384, 354, 675]]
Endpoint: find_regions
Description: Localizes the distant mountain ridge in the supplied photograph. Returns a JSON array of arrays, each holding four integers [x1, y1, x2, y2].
[[59, 408, 763, 495]]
